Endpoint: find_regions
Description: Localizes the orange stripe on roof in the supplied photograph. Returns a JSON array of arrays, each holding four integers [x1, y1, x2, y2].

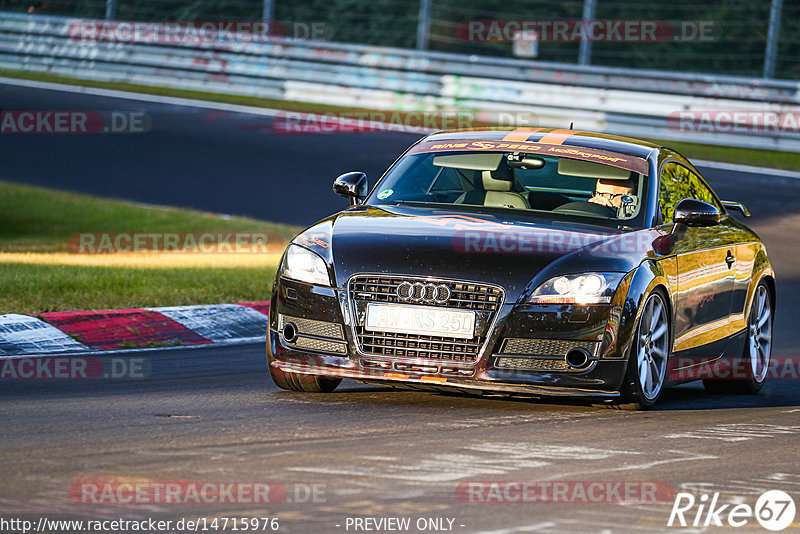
[[501, 127, 543, 141], [537, 129, 581, 145]]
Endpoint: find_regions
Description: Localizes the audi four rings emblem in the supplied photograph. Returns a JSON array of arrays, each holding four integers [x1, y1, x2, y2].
[[396, 281, 451, 304]]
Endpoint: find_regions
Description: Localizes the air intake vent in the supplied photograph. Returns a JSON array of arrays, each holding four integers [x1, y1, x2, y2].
[[279, 314, 344, 340], [500, 338, 601, 358], [293, 336, 347, 354], [278, 314, 347, 354], [495, 357, 572, 372]]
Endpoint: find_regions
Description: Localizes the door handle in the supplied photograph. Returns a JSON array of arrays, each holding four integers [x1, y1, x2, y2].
[[725, 251, 735, 268]]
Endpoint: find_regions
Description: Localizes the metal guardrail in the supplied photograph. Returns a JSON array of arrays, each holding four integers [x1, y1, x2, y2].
[[2, 11, 800, 151]]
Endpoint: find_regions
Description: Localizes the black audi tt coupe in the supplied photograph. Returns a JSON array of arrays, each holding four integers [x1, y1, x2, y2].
[[267, 128, 775, 409]]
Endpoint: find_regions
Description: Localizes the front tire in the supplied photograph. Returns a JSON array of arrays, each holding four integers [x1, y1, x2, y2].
[[619, 290, 671, 410], [267, 327, 342, 393], [704, 282, 772, 394]]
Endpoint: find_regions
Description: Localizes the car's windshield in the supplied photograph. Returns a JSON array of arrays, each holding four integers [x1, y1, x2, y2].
[[369, 150, 649, 227]]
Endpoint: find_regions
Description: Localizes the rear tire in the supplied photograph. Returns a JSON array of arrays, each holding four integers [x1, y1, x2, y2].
[[703, 282, 772, 395], [267, 327, 342, 393], [619, 290, 671, 410]]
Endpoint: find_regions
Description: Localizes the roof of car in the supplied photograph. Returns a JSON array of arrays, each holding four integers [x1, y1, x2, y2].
[[422, 128, 661, 159]]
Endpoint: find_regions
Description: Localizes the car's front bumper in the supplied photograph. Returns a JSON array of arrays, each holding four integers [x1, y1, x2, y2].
[[269, 274, 633, 399]]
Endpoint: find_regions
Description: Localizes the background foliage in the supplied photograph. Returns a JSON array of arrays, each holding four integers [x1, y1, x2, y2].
[[2, 0, 797, 79]]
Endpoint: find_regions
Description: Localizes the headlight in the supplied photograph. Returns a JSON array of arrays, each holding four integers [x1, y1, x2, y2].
[[529, 273, 624, 305], [280, 244, 331, 286]]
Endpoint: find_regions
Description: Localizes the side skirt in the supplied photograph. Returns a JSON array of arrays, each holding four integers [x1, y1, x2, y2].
[[667, 328, 747, 384]]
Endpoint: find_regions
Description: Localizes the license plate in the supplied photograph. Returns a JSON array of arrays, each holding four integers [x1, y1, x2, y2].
[[365, 303, 476, 339]]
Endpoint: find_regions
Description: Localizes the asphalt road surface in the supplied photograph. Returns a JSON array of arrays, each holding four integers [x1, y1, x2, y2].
[[2, 81, 800, 533], [2, 345, 800, 533]]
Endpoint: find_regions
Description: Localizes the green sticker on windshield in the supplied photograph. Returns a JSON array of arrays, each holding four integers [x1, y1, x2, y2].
[[377, 188, 394, 200]]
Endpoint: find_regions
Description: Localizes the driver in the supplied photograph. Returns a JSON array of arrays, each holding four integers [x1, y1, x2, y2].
[[588, 178, 634, 209]]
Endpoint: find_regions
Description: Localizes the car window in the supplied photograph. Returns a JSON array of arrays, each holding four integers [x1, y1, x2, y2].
[[429, 166, 470, 192], [659, 162, 721, 223], [370, 151, 648, 226]]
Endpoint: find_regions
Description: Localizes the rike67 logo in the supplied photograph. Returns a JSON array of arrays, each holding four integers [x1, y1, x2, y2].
[[668, 490, 796, 531]]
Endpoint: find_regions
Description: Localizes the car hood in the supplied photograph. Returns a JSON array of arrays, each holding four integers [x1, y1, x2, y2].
[[295, 204, 665, 302]]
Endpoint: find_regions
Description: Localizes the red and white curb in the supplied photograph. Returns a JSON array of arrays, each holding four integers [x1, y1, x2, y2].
[[0, 302, 270, 356], [0, 314, 91, 356], [145, 304, 270, 344]]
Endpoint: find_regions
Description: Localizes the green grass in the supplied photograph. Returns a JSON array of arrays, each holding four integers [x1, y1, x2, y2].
[[0, 181, 298, 314], [3, 68, 799, 172], [0, 180, 298, 252], [0, 262, 276, 314]]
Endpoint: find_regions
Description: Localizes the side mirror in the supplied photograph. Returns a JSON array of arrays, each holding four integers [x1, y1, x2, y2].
[[333, 172, 368, 206], [673, 198, 721, 227]]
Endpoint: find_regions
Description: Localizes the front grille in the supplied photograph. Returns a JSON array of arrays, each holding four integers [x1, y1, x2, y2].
[[349, 275, 503, 364], [350, 275, 501, 311], [500, 338, 601, 358], [356, 327, 483, 363]]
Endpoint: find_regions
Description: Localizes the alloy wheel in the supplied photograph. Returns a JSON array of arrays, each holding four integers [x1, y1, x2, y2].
[[636, 293, 670, 400]]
